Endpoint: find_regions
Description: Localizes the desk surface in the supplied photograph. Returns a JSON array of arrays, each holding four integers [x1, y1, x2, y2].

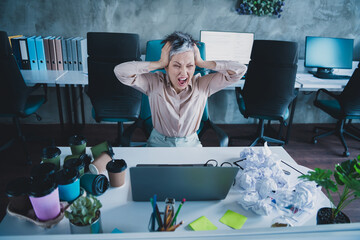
[[1, 146, 347, 239]]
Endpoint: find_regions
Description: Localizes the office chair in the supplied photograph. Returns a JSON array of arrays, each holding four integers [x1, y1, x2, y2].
[[230, 40, 298, 146], [87, 32, 142, 146], [312, 62, 360, 157], [122, 40, 228, 147], [0, 31, 48, 165]]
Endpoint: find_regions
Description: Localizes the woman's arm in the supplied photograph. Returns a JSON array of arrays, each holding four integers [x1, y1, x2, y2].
[[194, 44, 238, 75], [193, 44, 247, 96]]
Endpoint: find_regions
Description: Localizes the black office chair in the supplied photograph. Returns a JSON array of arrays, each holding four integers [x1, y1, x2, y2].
[[0, 31, 48, 165], [230, 40, 298, 146], [312, 62, 360, 157], [87, 32, 142, 146], [122, 40, 228, 147]]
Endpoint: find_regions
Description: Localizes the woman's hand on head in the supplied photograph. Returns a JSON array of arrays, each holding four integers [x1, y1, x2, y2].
[[193, 44, 204, 67], [149, 42, 171, 71], [159, 42, 171, 68]]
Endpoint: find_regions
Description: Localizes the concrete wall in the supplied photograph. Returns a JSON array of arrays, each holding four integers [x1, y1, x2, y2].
[[1, 0, 359, 124]]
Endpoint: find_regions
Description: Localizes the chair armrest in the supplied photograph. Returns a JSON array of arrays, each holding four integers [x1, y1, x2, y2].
[[28, 83, 48, 102], [208, 120, 229, 147], [198, 119, 229, 147], [314, 88, 339, 102]]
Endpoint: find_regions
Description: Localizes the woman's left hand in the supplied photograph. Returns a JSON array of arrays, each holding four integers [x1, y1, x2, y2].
[[194, 43, 216, 69], [193, 44, 204, 67]]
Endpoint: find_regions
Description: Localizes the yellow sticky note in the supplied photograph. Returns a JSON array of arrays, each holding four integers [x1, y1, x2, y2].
[[189, 216, 217, 231], [219, 210, 247, 229]]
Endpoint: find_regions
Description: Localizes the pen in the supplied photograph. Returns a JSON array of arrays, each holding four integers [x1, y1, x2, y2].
[[171, 198, 186, 226], [150, 197, 155, 231], [152, 194, 157, 231], [150, 197, 163, 229]]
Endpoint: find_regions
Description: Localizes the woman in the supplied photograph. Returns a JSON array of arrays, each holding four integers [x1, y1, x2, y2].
[[114, 32, 247, 147]]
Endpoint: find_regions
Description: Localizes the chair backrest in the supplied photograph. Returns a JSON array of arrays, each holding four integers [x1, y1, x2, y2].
[[145, 40, 206, 75], [87, 32, 142, 98], [242, 40, 298, 119], [0, 31, 29, 114], [339, 62, 360, 116]]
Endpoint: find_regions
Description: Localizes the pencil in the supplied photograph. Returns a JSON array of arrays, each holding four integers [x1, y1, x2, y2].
[[164, 205, 169, 229], [167, 220, 184, 231], [171, 198, 186, 226]]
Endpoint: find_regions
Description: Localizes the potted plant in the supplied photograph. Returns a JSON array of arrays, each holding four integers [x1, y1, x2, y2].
[[299, 155, 360, 224], [65, 194, 103, 234]]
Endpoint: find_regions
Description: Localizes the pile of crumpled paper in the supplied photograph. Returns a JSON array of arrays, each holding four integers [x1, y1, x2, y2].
[[234, 143, 318, 218]]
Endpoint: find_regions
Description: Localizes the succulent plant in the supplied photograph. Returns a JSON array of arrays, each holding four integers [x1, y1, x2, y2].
[[65, 195, 102, 226]]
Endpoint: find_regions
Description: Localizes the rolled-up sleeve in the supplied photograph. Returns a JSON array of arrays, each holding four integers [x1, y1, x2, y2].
[[114, 61, 152, 94], [199, 61, 247, 96]]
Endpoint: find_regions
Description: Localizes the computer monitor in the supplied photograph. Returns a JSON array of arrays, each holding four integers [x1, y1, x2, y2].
[[200, 30, 254, 64], [304, 36, 353, 79]]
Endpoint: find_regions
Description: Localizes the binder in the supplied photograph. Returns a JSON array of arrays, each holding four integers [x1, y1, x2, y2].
[[61, 38, 68, 70], [43, 36, 52, 70], [35, 36, 47, 70], [76, 37, 84, 71], [27, 36, 39, 70], [71, 37, 80, 71], [8, 35, 23, 48], [49, 37, 58, 70], [66, 37, 73, 71], [80, 38, 88, 74], [18, 37, 31, 70], [10, 37, 22, 68], [55, 37, 64, 70]]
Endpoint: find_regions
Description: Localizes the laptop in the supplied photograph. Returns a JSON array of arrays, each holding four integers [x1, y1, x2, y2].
[[130, 164, 239, 201]]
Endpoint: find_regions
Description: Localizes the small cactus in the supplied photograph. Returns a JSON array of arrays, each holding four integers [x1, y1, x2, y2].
[[65, 195, 102, 226]]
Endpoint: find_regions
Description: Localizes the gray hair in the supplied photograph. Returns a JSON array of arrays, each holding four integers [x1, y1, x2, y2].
[[161, 31, 198, 58]]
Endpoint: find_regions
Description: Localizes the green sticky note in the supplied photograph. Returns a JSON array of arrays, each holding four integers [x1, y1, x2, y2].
[[189, 216, 217, 231], [219, 210, 247, 229]]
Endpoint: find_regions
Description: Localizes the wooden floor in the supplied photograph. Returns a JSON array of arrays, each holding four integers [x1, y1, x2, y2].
[[1, 123, 360, 223]]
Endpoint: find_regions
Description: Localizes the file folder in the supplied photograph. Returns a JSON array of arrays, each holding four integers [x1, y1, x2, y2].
[[10, 37, 22, 69], [27, 36, 39, 70], [61, 38, 68, 70], [35, 36, 47, 70], [66, 37, 73, 71], [76, 37, 84, 71], [49, 37, 58, 70], [71, 37, 80, 71], [8, 35, 23, 48], [43, 36, 52, 70], [80, 38, 88, 74], [55, 37, 64, 70], [18, 37, 31, 70]]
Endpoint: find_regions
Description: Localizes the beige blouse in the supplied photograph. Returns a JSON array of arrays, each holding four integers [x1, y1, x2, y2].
[[114, 61, 246, 137]]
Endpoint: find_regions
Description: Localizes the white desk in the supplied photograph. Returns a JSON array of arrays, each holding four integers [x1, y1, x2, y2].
[[21, 70, 67, 85], [296, 61, 358, 92], [2, 146, 358, 240]]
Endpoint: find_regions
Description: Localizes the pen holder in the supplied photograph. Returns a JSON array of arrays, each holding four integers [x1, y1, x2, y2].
[[148, 211, 180, 232]]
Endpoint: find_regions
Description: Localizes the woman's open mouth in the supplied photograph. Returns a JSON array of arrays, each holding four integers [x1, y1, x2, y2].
[[178, 77, 188, 87]]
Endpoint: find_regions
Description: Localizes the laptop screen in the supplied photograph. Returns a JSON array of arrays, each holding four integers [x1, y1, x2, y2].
[[130, 165, 239, 201], [200, 30, 254, 64]]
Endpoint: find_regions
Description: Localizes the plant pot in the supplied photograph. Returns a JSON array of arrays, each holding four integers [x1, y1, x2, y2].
[[69, 211, 103, 234], [316, 207, 350, 224]]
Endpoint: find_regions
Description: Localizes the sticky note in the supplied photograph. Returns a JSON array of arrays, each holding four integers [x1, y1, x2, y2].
[[189, 216, 217, 231], [219, 210, 247, 229]]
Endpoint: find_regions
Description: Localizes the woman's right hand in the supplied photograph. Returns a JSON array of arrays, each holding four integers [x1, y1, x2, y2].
[[149, 42, 171, 71]]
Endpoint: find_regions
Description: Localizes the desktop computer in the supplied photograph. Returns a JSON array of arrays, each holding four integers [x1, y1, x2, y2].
[[304, 36, 353, 79]]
